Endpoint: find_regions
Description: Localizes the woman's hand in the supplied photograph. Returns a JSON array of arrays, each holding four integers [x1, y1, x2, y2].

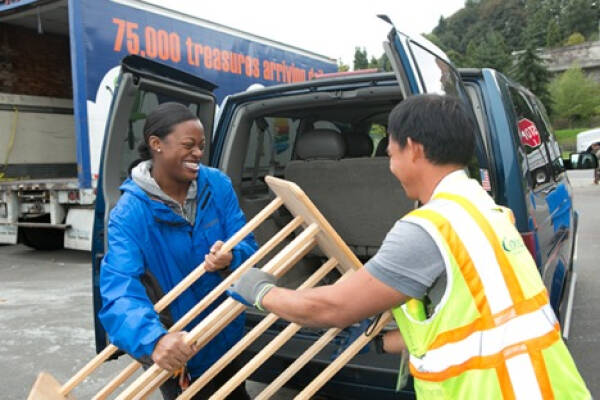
[[151, 332, 197, 372], [204, 240, 233, 272]]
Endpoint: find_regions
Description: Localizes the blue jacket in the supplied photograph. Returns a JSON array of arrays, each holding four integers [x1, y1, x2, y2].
[[99, 166, 257, 377]]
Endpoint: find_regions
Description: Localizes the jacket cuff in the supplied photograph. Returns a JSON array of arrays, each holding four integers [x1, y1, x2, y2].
[[137, 326, 168, 358], [229, 248, 242, 271]]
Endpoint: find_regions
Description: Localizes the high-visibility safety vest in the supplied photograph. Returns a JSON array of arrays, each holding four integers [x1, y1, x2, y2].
[[392, 171, 590, 399]]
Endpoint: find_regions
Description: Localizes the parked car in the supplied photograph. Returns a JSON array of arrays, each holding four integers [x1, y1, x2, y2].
[[576, 127, 600, 153], [93, 19, 592, 399]]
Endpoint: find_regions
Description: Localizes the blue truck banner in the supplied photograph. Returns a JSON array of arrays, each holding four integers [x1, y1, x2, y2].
[[0, 0, 40, 12], [68, 0, 336, 188]]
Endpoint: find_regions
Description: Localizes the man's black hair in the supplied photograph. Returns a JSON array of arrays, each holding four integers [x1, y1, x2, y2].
[[388, 94, 475, 166]]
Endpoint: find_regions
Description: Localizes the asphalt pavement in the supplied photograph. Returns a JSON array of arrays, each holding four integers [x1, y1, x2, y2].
[[1, 170, 598, 399], [564, 169, 600, 396]]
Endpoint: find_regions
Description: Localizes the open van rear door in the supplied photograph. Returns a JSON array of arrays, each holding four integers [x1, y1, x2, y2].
[[381, 15, 465, 99], [381, 15, 489, 170], [92, 55, 217, 354]]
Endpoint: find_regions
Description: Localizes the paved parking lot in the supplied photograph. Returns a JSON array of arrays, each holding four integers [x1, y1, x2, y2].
[[0, 251, 299, 399], [1, 171, 599, 399]]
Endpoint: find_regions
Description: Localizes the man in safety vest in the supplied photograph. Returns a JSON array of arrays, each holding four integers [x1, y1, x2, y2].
[[229, 94, 590, 399]]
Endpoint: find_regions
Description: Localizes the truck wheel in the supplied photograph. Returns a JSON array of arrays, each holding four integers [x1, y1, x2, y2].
[[19, 216, 64, 251]]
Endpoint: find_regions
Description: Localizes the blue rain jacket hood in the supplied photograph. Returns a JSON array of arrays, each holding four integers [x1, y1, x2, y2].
[[99, 166, 257, 377]]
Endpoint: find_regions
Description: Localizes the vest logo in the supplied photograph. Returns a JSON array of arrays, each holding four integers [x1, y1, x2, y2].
[[502, 236, 526, 253]]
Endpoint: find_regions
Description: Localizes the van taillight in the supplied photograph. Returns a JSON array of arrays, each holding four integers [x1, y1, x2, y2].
[[520, 231, 537, 259]]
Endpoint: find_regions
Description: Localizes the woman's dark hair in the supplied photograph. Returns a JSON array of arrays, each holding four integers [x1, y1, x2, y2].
[[388, 94, 475, 166], [137, 102, 198, 160]]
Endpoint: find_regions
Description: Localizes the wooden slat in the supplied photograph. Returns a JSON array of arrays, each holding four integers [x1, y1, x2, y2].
[[116, 224, 321, 400], [28, 373, 73, 400], [210, 266, 350, 399], [92, 362, 139, 400], [53, 196, 283, 398], [132, 234, 320, 400], [255, 326, 342, 400], [60, 344, 118, 396], [93, 215, 303, 400], [265, 176, 362, 273], [294, 312, 394, 400], [132, 301, 246, 400], [31, 177, 385, 400], [153, 196, 283, 312], [178, 258, 339, 400], [254, 268, 356, 400]]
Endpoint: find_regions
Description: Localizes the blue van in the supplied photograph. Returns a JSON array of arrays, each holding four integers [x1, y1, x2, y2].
[[92, 18, 594, 399]]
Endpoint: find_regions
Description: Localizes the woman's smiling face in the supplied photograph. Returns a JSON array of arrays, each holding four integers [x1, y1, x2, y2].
[[149, 119, 205, 184]]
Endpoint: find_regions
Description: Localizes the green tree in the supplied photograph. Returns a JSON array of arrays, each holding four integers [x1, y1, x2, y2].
[[546, 18, 562, 47], [523, 0, 552, 48], [494, 0, 529, 50], [423, 33, 445, 50], [429, 0, 600, 65], [432, 2, 479, 54], [549, 66, 600, 125], [562, 0, 598, 40], [565, 32, 585, 45], [465, 32, 511, 72], [378, 54, 392, 72], [510, 46, 551, 106], [368, 56, 379, 69], [353, 47, 368, 70], [445, 49, 467, 67], [337, 59, 349, 72]]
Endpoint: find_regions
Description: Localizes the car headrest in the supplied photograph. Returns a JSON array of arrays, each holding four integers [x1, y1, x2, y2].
[[344, 131, 374, 158], [295, 129, 346, 160]]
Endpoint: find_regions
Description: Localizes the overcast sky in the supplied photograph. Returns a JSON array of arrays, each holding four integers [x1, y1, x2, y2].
[[143, 0, 466, 65]]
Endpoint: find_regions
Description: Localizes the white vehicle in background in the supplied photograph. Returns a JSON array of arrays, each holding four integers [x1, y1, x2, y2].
[[576, 127, 600, 152]]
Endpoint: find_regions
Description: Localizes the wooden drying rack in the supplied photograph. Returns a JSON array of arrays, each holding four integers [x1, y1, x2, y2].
[[28, 176, 393, 400]]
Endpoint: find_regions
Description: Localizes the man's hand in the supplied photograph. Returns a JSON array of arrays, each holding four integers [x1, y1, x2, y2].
[[380, 329, 407, 354], [204, 241, 233, 272], [151, 332, 197, 372], [227, 268, 276, 310]]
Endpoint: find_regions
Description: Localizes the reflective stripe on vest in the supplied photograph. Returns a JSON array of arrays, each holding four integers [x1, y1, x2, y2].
[[402, 191, 557, 399], [409, 304, 558, 374]]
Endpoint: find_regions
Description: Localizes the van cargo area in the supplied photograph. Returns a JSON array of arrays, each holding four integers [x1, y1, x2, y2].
[[211, 74, 419, 396]]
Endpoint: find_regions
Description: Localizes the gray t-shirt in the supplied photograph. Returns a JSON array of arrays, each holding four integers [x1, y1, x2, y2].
[[365, 220, 446, 311]]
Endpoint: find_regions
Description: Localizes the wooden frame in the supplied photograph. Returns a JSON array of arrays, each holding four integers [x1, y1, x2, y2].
[[28, 176, 392, 400]]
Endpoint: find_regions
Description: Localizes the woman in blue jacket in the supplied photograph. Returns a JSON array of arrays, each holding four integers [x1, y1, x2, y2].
[[99, 102, 257, 399]]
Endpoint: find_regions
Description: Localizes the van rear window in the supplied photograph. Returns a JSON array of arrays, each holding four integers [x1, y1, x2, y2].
[[408, 42, 461, 97]]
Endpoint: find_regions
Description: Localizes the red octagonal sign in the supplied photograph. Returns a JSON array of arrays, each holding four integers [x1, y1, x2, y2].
[[518, 118, 541, 148]]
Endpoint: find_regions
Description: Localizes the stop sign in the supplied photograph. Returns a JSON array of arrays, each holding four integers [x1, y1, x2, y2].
[[518, 118, 542, 148]]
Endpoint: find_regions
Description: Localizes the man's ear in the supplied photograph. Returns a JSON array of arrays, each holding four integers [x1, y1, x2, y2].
[[406, 138, 424, 162]]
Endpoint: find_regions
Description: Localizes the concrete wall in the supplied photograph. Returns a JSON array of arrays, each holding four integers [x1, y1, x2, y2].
[[541, 41, 600, 82], [0, 23, 71, 98]]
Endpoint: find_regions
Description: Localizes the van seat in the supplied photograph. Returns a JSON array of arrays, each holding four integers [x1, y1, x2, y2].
[[375, 136, 388, 156], [344, 131, 373, 158], [294, 128, 346, 160], [285, 130, 414, 258]]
